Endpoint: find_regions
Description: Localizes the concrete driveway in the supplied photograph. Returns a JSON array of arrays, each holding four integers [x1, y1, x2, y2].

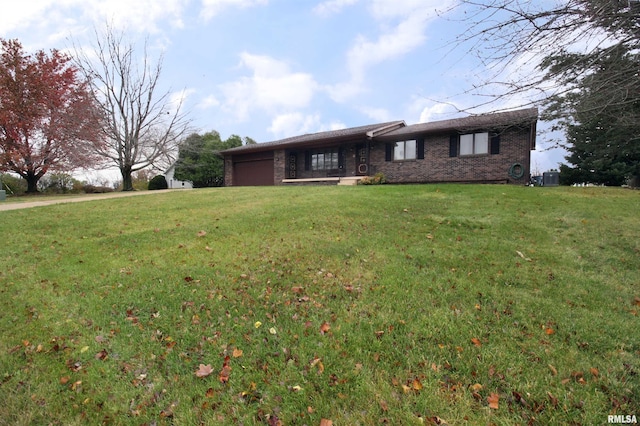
[[0, 190, 186, 212]]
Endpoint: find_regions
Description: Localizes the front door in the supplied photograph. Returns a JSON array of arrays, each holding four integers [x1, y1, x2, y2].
[[355, 144, 368, 176]]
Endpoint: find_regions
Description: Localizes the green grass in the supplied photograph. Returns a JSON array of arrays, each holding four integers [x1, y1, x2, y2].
[[0, 185, 638, 425]]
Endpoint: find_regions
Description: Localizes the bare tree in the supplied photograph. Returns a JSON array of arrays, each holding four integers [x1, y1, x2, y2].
[[72, 26, 191, 191], [447, 0, 640, 112]]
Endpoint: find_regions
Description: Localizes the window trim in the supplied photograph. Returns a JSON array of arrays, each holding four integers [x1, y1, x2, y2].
[[459, 132, 489, 156]]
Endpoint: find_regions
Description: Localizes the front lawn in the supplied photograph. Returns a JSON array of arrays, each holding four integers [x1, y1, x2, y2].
[[0, 185, 638, 425]]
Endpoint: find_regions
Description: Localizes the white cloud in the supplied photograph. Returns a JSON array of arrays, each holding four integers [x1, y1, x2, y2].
[[198, 95, 221, 109], [313, 0, 360, 17], [220, 53, 319, 120], [359, 106, 393, 122], [0, 0, 189, 37], [328, 0, 457, 103], [268, 113, 346, 138], [418, 102, 461, 123], [200, 0, 268, 21]]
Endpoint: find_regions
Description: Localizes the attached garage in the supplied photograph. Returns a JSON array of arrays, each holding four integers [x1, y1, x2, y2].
[[232, 152, 274, 186]]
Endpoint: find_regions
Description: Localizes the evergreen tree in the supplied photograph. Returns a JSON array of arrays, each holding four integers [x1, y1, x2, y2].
[[173, 131, 245, 187]]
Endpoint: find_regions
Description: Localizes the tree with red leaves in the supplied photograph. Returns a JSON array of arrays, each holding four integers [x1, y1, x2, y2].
[[0, 39, 104, 193]]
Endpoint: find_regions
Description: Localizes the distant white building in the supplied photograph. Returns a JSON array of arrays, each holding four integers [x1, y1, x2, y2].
[[165, 163, 193, 189]]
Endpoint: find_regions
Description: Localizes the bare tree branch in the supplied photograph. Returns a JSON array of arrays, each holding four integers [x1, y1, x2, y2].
[[71, 24, 192, 190]]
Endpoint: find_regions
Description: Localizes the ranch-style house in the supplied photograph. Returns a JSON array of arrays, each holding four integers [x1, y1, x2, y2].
[[219, 107, 538, 186]]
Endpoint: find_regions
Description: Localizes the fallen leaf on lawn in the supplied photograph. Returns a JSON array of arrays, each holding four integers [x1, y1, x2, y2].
[[254, 321, 262, 328], [545, 327, 555, 335], [320, 322, 331, 335], [471, 337, 482, 347], [205, 387, 215, 398], [94, 349, 108, 361], [633, 296, 640, 306], [412, 377, 423, 391], [291, 286, 304, 294], [488, 392, 500, 409], [516, 250, 531, 261], [310, 357, 324, 374], [590, 367, 599, 377], [269, 327, 277, 335], [80, 346, 89, 353], [320, 419, 333, 426], [548, 364, 558, 376], [219, 356, 231, 384], [379, 399, 389, 412], [470, 383, 483, 392], [232, 348, 243, 358], [195, 364, 213, 378], [197, 230, 207, 237], [160, 401, 177, 418], [59, 376, 70, 385]]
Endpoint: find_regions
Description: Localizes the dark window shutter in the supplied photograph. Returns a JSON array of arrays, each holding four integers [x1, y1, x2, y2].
[[417, 139, 425, 159], [385, 143, 393, 161], [304, 151, 311, 171], [490, 134, 500, 155], [449, 134, 458, 157]]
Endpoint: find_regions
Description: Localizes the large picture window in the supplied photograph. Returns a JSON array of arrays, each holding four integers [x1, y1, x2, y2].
[[311, 149, 339, 170], [459, 132, 489, 156], [393, 140, 417, 160]]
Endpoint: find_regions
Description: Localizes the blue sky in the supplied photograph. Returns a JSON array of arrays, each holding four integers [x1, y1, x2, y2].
[[1, 0, 565, 178]]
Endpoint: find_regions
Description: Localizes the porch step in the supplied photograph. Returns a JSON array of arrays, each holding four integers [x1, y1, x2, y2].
[[337, 177, 364, 186]]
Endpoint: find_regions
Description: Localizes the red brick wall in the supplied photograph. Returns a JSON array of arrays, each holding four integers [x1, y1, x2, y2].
[[371, 127, 532, 184]]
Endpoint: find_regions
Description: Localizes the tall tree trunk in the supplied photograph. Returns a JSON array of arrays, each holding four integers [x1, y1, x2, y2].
[[25, 172, 39, 193], [121, 166, 134, 191]]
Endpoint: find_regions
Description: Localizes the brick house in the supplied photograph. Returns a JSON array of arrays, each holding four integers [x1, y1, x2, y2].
[[219, 107, 538, 186]]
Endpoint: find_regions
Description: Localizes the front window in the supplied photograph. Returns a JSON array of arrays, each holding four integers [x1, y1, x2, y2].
[[394, 140, 417, 160], [460, 132, 488, 156], [312, 149, 339, 170]]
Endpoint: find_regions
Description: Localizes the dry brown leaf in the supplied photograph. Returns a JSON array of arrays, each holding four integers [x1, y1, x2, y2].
[[471, 337, 482, 347], [219, 356, 232, 384], [197, 230, 207, 237], [488, 392, 500, 409], [232, 348, 243, 358], [320, 419, 333, 426], [470, 383, 483, 392], [548, 364, 558, 376], [319, 322, 331, 335], [195, 364, 213, 378], [412, 377, 423, 391]]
